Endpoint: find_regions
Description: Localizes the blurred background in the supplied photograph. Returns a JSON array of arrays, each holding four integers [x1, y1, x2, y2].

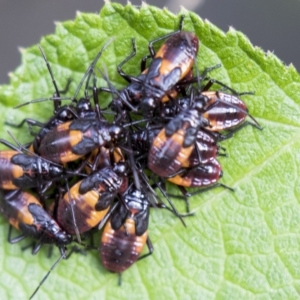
[[0, 0, 299, 84]]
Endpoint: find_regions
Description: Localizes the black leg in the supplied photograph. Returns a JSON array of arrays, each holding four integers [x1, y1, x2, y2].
[[32, 243, 42, 255], [59, 78, 72, 95], [5, 118, 44, 129], [141, 54, 152, 72], [217, 121, 263, 141], [147, 15, 185, 58], [8, 225, 26, 244], [167, 182, 234, 201], [117, 38, 142, 84], [137, 237, 154, 261], [38, 45, 62, 111], [29, 249, 66, 299], [21, 242, 36, 252], [0, 138, 25, 152], [65, 181, 82, 244]]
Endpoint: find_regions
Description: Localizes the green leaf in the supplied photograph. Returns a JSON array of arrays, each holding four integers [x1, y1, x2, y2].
[[1, 2, 300, 299]]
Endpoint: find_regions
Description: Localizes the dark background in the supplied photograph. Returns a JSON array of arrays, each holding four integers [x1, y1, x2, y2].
[[0, 0, 299, 84]]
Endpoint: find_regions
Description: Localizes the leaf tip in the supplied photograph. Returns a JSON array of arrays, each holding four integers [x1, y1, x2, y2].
[[179, 5, 188, 13], [141, 1, 148, 7], [253, 45, 264, 54], [54, 20, 61, 26], [18, 47, 25, 54], [266, 50, 278, 61], [104, 0, 111, 4], [288, 62, 295, 69], [76, 10, 82, 17], [229, 26, 236, 32], [203, 18, 211, 25]]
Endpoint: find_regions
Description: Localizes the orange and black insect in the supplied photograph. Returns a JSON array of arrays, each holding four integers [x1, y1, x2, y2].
[[0, 139, 80, 191], [200, 89, 262, 137], [0, 150, 66, 190], [9, 40, 113, 154], [0, 189, 72, 254], [35, 105, 151, 165], [167, 158, 222, 187], [132, 126, 225, 167], [165, 157, 233, 213], [102, 16, 200, 115], [37, 118, 124, 164], [26, 96, 100, 154], [57, 166, 124, 235], [139, 31, 199, 116], [100, 186, 152, 274], [132, 125, 227, 212], [148, 95, 210, 177], [182, 80, 262, 139]]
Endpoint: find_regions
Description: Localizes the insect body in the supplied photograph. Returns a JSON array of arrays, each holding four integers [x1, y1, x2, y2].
[[106, 16, 199, 115], [0, 189, 72, 252], [27, 97, 98, 154], [138, 31, 199, 116], [38, 119, 124, 164], [200, 90, 261, 135], [148, 103, 209, 177], [0, 150, 69, 190], [10, 40, 114, 155], [133, 126, 223, 167], [101, 187, 151, 273], [57, 166, 123, 235], [167, 158, 222, 187]]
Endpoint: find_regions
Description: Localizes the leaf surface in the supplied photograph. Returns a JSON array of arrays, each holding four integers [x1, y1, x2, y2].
[[0, 2, 300, 299]]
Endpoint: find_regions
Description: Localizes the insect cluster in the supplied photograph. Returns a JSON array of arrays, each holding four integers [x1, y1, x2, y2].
[[0, 16, 261, 298]]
